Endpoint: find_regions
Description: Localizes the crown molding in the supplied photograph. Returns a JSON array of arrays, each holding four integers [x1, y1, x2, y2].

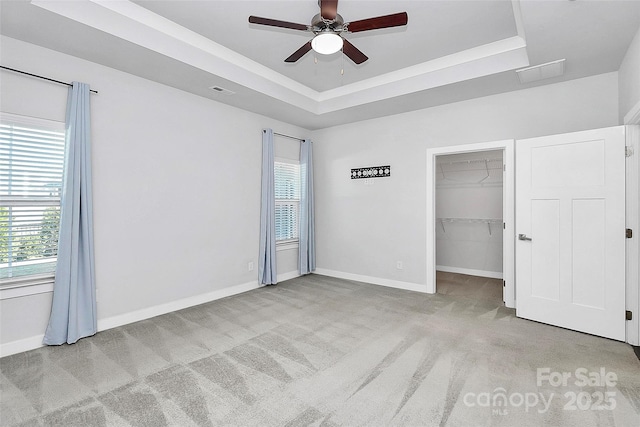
[[32, 0, 529, 116]]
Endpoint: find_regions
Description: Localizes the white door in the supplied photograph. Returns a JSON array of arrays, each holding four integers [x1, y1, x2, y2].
[[516, 127, 626, 341]]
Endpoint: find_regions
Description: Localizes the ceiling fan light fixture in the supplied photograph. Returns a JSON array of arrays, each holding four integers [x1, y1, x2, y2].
[[311, 32, 343, 55]]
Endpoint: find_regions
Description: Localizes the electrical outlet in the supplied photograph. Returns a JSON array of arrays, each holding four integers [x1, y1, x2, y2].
[[248, 261, 254, 271], [396, 261, 403, 270]]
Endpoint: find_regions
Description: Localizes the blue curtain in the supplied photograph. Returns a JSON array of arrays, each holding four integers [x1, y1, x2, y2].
[[259, 129, 277, 284], [43, 82, 96, 345], [299, 139, 316, 274]]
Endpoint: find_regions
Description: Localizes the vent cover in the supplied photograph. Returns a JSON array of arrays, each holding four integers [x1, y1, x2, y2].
[[516, 59, 565, 84], [209, 85, 235, 95]]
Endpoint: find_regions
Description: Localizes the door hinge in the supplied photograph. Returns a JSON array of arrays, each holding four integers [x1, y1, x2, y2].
[[627, 228, 633, 239], [625, 146, 634, 157], [626, 310, 633, 321], [503, 280, 506, 288]]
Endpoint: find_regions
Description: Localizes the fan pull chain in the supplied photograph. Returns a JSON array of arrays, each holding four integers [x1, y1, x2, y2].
[[341, 48, 344, 76]]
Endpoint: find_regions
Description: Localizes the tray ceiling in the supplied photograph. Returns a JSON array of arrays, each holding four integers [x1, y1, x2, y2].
[[1, 1, 639, 129]]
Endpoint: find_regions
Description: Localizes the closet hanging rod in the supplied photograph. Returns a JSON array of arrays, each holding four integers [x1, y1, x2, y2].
[[437, 218, 503, 234], [439, 166, 503, 172], [0, 66, 98, 94], [436, 218, 503, 223], [438, 157, 502, 166]]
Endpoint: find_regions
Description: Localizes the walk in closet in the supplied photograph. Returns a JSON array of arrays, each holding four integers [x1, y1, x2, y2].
[[435, 150, 504, 280]]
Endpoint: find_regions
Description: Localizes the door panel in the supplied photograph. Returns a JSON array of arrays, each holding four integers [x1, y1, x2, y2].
[[571, 199, 605, 309], [531, 199, 560, 301], [516, 127, 625, 341], [531, 139, 605, 188]]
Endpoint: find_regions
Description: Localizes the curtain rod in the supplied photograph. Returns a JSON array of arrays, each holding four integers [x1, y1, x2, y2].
[[0, 66, 98, 94], [273, 131, 304, 142]]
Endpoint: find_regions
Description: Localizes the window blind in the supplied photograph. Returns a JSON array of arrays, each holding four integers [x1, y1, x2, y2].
[[274, 161, 300, 242], [0, 119, 65, 280]]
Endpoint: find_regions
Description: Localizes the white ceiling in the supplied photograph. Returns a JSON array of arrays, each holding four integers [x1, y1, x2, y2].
[[133, 0, 519, 91], [1, 1, 640, 130]]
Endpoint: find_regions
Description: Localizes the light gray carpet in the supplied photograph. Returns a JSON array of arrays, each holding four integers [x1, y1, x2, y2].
[[1, 274, 639, 426]]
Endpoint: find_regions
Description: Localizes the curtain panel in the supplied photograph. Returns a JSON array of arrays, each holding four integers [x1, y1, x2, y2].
[[43, 82, 97, 345], [299, 139, 316, 274], [259, 128, 277, 284]]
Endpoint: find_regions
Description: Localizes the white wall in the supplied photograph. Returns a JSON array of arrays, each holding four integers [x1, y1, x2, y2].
[[619, 26, 640, 123], [0, 36, 308, 354], [312, 72, 619, 288]]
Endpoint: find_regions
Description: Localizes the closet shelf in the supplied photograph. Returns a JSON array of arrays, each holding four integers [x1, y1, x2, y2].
[[437, 218, 503, 235], [437, 217, 502, 223], [437, 157, 504, 186], [438, 157, 502, 167], [435, 181, 503, 188]]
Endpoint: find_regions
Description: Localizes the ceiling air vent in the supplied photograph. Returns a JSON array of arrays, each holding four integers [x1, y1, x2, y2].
[[209, 85, 235, 95], [516, 59, 565, 84]]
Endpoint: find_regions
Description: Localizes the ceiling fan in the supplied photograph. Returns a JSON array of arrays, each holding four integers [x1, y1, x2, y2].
[[248, 0, 408, 64]]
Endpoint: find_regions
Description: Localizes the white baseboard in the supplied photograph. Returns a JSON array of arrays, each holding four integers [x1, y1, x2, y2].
[[436, 265, 503, 279], [314, 268, 427, 293], [0, 280, 263, 358], [0, 334, 46, 358], [97, 280, 262, 331], [277, 270, 301, 283]]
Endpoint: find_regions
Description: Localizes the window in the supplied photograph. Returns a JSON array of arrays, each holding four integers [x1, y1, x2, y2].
[[274, 159, 300, 244], [0, 113, 66, 285]]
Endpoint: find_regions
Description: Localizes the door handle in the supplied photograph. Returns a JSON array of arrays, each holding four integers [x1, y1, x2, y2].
[[518, 234, 532, 241]]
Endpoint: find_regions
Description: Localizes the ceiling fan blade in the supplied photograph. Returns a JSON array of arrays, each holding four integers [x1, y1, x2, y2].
[[285, 41, 313, 63], [249, 16, 308, 31], [347, 12, 408, 33], [342, 39, 368, 64], [320, 0, 339, 20]]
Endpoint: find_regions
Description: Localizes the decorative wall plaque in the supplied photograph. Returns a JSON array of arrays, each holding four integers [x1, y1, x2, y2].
[[351, 165, 391, 179]]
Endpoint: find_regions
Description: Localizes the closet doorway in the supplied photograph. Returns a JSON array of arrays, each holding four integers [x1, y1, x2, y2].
[[435, 150, 504, 303], [426, 140, 515, 307]]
